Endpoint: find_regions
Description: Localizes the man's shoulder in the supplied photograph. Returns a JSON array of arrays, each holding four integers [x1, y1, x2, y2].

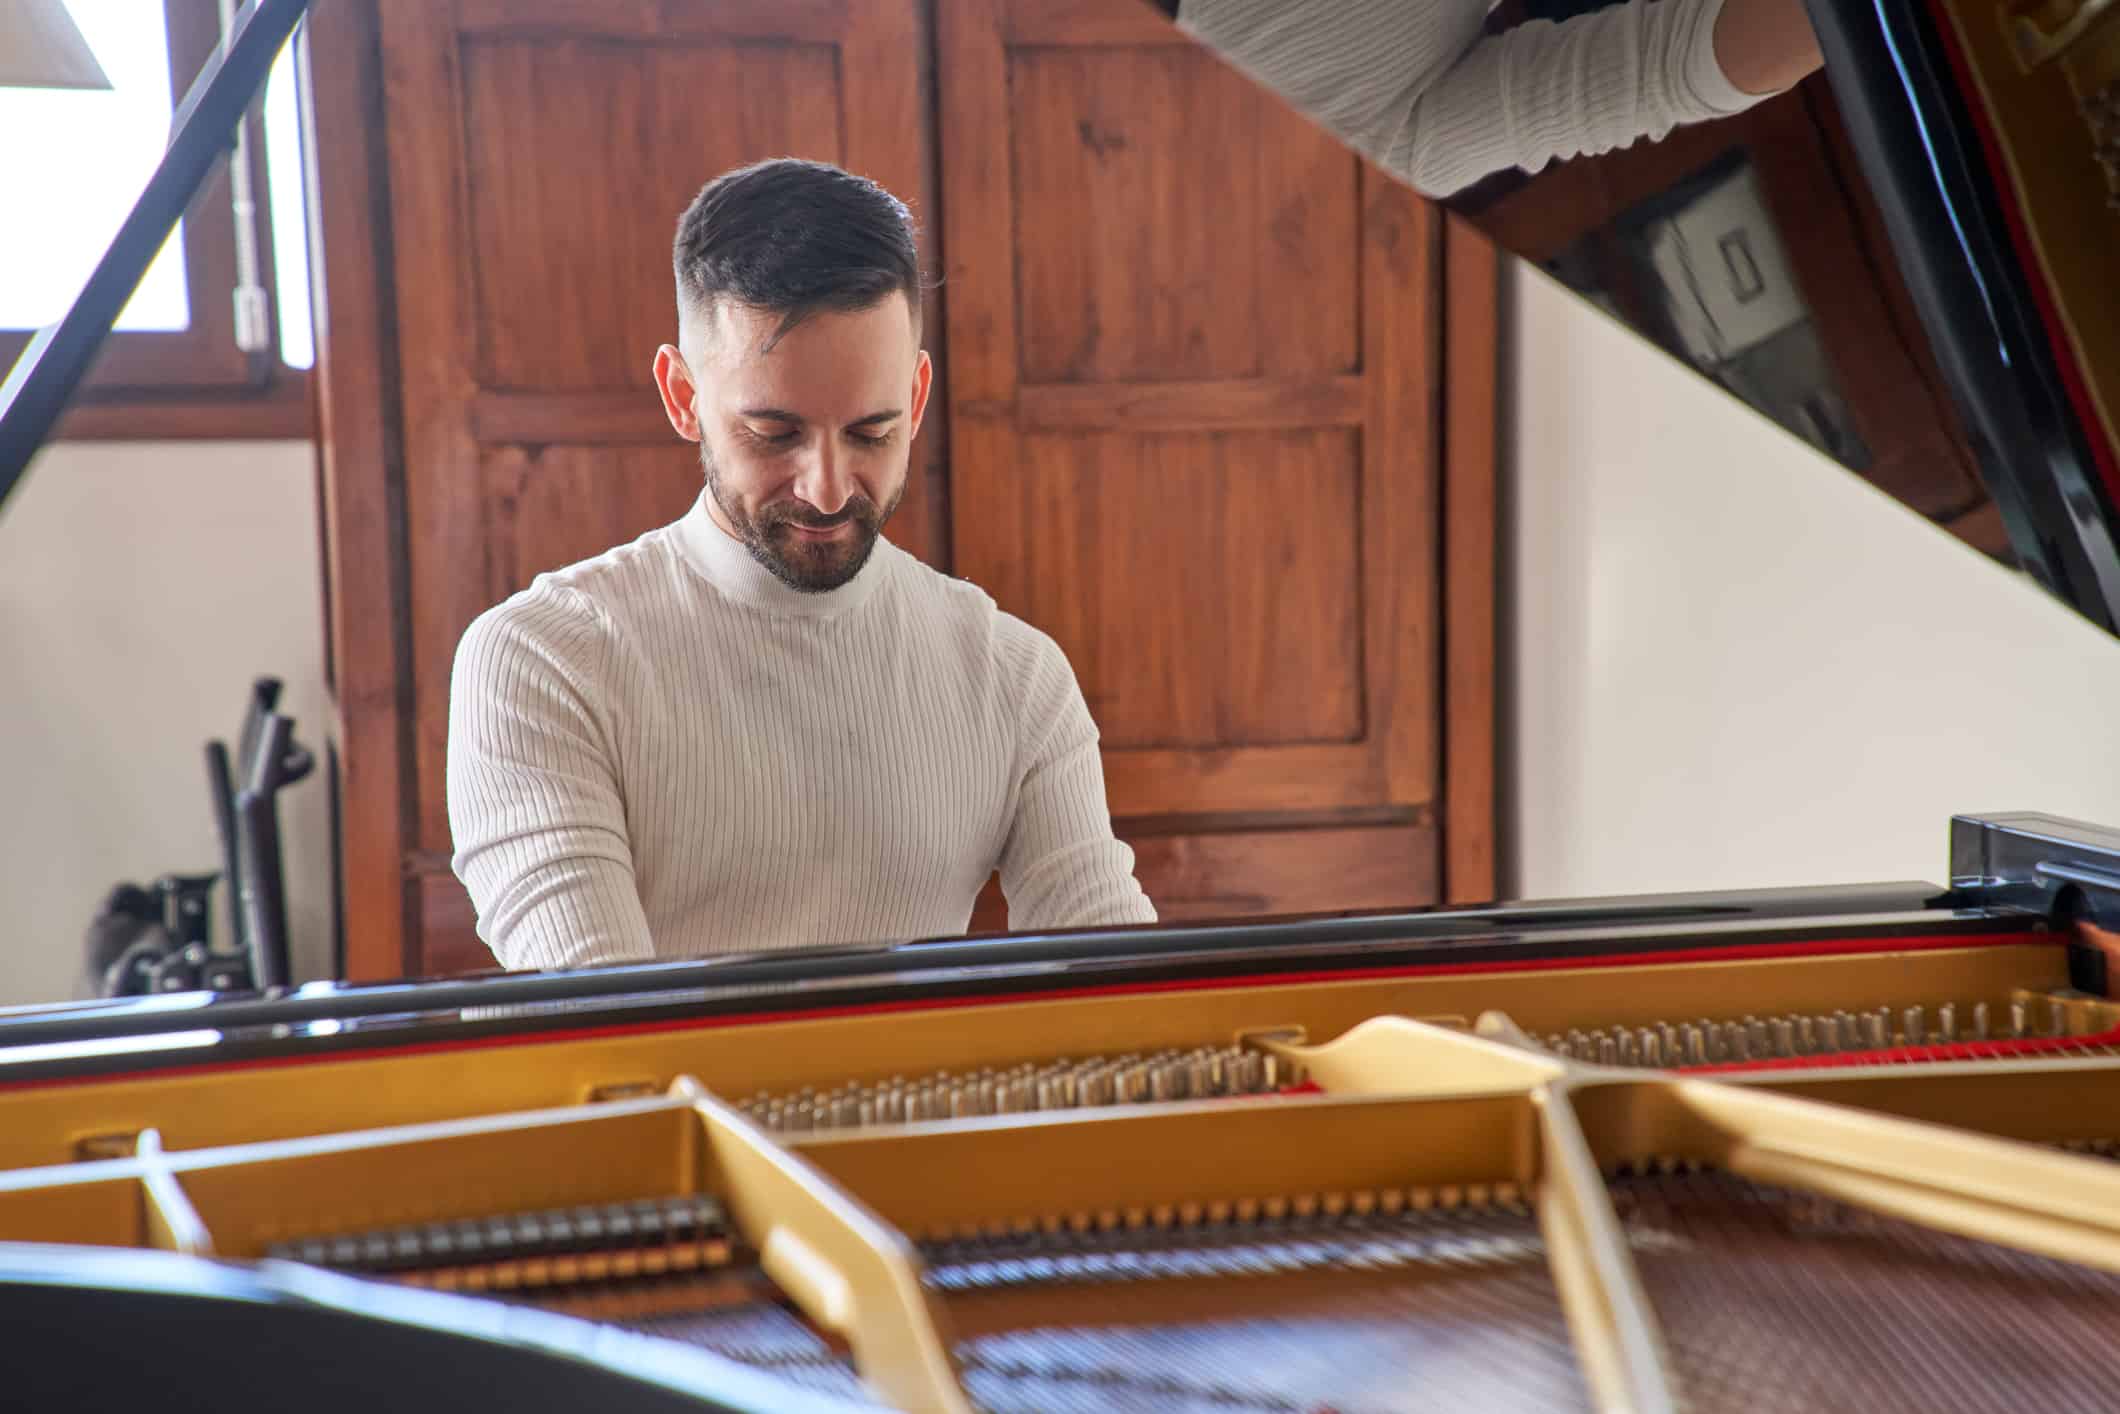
[[885, 551, 1081, 723], [458, 523, 684, 673], [886, 545, 1063, 663], [532, 520, 684, 611]]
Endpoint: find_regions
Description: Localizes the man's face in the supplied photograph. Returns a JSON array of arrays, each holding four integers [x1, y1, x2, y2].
[[653, 294, 931, 593]]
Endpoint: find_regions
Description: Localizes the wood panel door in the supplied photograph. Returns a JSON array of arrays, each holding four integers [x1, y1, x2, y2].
[[362, 0, 933, 978], [938, 0, 1447, 922]]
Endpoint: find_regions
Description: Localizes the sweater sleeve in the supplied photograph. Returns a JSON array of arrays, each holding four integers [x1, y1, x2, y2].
[[446, 587, 657, 971], [1181, 0, 1772, 198], [996, 630, 1158, 932]]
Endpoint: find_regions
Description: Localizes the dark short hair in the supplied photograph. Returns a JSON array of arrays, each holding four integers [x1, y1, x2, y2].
[[673, 159, 923, 348]]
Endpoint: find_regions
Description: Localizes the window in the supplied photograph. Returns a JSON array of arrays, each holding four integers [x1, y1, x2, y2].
[[0, 0, 313, 437]]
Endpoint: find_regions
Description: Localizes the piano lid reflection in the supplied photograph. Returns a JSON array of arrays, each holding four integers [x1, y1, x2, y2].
[[1166, 0, 2120, 630]]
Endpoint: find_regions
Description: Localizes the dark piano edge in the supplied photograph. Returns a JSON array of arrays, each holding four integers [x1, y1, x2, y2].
[[0, 1243, 868, 1414], [0, 879, 1949, 1043], [13, 812, 2110, 1035], [1810, 0, 2120, 629], [4, 812, 2114, 1086]]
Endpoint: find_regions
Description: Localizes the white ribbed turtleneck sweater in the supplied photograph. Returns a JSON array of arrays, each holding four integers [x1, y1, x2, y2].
[[447, 493, 1156, 972], [1179, 0, 1773, 198]]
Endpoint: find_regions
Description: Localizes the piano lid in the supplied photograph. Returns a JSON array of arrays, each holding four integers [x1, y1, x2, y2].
[[1153, 0, 2120, 638]]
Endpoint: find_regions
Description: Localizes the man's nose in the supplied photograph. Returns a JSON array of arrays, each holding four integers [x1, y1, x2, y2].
[[792, 442, 855, 516]]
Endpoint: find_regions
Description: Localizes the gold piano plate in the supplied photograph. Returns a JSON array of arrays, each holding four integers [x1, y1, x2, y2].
[[9, 1017, 2120, 1412], [0, 926, 2084, 1172]]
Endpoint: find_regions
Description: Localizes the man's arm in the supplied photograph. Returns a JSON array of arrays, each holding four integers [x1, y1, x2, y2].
[[1177, 0, 1812, 197], [447, 589, 656, 971], [996, 633, 1157, 932]]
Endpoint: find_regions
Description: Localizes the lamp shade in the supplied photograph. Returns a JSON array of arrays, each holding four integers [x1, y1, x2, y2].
[[0, 0, 111, 91]]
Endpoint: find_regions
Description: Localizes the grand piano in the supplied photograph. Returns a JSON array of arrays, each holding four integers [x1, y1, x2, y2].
[[1, 0, 2118, 1409]]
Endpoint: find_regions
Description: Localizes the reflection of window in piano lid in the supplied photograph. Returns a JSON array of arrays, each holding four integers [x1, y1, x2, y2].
[[1538, 154, 1876, 473], [1631, 160, 1872, 470], [0, 0, 312, 371]]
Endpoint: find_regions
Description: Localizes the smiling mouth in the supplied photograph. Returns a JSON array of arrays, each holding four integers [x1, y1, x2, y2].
[[786, 521, 852, 540]]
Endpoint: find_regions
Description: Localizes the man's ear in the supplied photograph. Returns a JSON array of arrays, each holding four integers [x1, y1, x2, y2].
[[653, 344, 702, 442], [906, 349, 934, 441]]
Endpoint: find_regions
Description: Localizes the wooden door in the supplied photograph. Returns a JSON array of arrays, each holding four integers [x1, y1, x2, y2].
[[938, 0, 1447, 922], [362, 0, 934, 977]]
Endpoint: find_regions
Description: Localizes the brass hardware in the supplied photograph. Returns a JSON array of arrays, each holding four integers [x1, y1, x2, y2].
[[584, 1079, 661, 1104]]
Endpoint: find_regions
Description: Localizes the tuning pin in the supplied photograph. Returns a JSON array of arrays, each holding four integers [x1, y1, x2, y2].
[[2011, 1000, 2029, 1037], [1681, 1025, 1706, 1066], [1188, 1058, 1215, 1096], [1936, 1003, 1956, 1043]]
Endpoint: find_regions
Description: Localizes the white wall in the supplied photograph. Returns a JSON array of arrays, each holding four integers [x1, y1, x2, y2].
[[0, 440, 331, 1004], [1506, 258, 2120, 899]]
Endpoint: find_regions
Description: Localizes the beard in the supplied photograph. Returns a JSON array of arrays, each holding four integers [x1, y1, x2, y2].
[[701, 443, 901, 593]]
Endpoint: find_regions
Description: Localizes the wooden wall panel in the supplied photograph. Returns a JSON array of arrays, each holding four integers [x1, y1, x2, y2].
[[480, 446, 704, 606], [939, 0, 1446, 917], [968, 819, 1437, 929], [458, 38, 844, 390], [1442, 215, 1498, 905], [369, 0, 933, 973], [1127, 823, 1437, 920], [309, 0, 415, 982], [319, 0, 1494, 977], [1012, 429, 1363, 751], [1007, 46, 1359, 384]]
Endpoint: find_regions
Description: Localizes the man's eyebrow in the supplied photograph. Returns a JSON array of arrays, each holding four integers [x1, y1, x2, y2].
[[734, 408, 902, 427]]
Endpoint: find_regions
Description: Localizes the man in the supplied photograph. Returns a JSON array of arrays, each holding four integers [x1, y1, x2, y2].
[[447, 159, 1156, 971]]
